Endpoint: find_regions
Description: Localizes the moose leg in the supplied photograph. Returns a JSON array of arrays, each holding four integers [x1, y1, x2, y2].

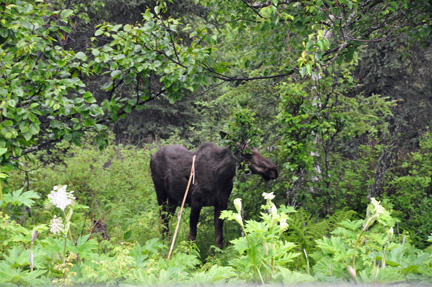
[[188, 201, 202, 242], [160, 202, 176, 239], [214, 205, 225, 249]]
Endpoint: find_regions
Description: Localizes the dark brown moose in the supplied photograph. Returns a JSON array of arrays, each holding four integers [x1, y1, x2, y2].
[[150, 142, 278, 249]]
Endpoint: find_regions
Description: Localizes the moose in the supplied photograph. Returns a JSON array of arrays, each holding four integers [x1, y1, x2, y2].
[[150, 142, 278, 248]]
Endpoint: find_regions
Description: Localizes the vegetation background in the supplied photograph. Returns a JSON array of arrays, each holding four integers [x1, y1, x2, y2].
[[1, 0, 432, 285]]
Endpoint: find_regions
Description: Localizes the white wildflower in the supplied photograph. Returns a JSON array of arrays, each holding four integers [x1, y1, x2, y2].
[[270, 201, 278, 217], [49, 215, 65, 235], [262, 192, 275, 201], [234, 198, 242, 214], [280, 217, 289, 234], [371, 198, 385, 215], [363, 197, 387, 231], [387, 226, 394, 242], [48, 185, 75, 211], [234, 214, 244, 227]]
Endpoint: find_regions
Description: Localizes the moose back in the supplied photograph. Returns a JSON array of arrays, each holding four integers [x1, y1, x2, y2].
[[150, 142, 278, 248]]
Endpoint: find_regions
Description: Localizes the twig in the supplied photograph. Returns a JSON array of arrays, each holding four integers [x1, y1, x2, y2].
[[167, 155, 196, 260]]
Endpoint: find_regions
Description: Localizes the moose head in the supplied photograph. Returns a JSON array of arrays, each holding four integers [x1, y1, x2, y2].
[[242, 146, 278, 181]]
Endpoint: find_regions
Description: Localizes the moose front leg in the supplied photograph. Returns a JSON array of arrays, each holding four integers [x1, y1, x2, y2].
[[188, 201, 202, 242], [214, 205, 225, 249]]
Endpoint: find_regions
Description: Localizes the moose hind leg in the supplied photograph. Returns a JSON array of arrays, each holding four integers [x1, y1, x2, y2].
[[187, 201, 202, 242]]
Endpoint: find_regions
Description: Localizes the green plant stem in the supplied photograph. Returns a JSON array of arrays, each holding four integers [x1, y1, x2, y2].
[[30, 242, 34, 272], [62, 210, 69, 263], [0, 180, 4, 214], [272, 243, 276, 275], [241, 224, 250, 247], [382, 242, 389, 268], [352, 229, 365, 271], [63, 235, 67, 263], [256, 266, 265, 284], [373, 258, 378, 283], [68, 228, 73, 241], [63, 210, 73, 241]]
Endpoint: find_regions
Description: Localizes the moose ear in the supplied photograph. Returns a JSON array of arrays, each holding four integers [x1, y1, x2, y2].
[[219, 131, 228, 139]]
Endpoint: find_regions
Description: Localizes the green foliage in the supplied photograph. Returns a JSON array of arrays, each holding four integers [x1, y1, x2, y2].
[[221, 196, 303, 283], [311, 198, 432, 283], [0, 0, 214, 173], [1, 188, 40, 209], [3, 151, 432, 285], [383, 131, 432, 248], [285, 207, 358, 270], [2, 0, 432, 285], [1, 188, 40, 220], [9, 140, 159, 244], [88, 6, 219, 124], [0, 0, 107, 171], [274, 65, 393, 214], [221, 106, 262, 155]]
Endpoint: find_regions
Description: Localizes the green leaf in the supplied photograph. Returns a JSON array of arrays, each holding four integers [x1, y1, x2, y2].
[[124, 230, 132, 240], [29, 103, 40, 109], [82, 91, 97, 103], [75, 51, 87, 61], [3, 120, 13, 127], [92, 48, 100, 56], [306, 63, 312, 75], [0, 148, 8, 156], [8, 99, 16, 108], [29, 122, 39, 135], [83, 118, 95, 127], [60, 9, 74, 20], [275, 267, 316, 284], [23, 131, 32, 141], [95, 29, 104, 36], [400, 265, 420, 275], [111, 70, 121, 79], [13, 88, 24, 98], [3, 188, 40, 208]]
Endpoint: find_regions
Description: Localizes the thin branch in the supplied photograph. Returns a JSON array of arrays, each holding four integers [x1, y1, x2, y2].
[[241, 0, 264, 18], [248, 0, 295, 8], [346, 30, 398, 43], [212, 18, 260, 26], [194, 81, 226, 97], [143, 38, 187, 69], [210, 70, 295, 82], [325, 40, 347, 68], [159, 17, 182, 65]]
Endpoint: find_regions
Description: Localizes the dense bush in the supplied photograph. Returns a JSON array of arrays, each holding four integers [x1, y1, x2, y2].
[[383, 131, 432, 249], [1, 143, 432, 285], [7, 140, 160, 244]]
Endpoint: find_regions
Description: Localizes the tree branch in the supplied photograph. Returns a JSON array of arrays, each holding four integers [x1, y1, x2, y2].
[[248, 0, 295, 8], [209, 70, 295, 82], [241, 0, 264, 18]]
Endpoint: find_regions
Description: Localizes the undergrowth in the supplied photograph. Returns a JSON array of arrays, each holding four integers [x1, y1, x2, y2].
[[1, 142, 431, 285]]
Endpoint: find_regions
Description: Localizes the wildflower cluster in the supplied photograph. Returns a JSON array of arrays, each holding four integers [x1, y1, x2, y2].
[[261, 192, 289, 235], [48, 185, 75, 236], [46, 184, 77, 266], [48, 185, 75, 211], [49, 215, 65, 235], [221, 192, 299, 283], [363, 198, 391, 230]]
